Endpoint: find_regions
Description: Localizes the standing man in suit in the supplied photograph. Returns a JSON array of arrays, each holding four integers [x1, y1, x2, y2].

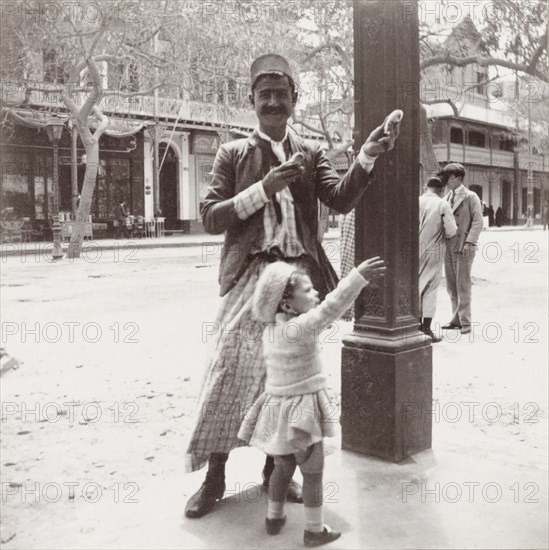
[[438, 163, 483, 335], [184, 53, 401, 519], [419, 177, 457, 342], [116, 200, 129, 238]]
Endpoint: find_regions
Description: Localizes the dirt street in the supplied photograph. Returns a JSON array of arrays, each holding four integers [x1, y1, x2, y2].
[[0, 229, 547, 549]]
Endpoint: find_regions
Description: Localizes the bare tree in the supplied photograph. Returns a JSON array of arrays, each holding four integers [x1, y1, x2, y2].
[[291, 0, 547, 175]]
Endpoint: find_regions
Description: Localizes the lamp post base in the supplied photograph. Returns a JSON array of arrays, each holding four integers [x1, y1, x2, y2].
[[51, 216, 64, 259], [341, 332, 432, 463]]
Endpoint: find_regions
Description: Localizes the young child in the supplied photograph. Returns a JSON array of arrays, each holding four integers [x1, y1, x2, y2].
[[238, 256, 386, 547]]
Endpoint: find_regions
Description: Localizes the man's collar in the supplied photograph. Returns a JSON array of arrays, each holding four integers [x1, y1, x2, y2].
[[256, 126, 288, 144], [454, 184, 465, 194]]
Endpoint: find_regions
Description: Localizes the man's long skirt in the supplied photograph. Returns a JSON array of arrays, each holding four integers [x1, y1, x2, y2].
[[339, 210, 355, 321]]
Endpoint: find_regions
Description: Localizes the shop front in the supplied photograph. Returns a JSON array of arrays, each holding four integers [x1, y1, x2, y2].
[[1, 110, 145, 240]]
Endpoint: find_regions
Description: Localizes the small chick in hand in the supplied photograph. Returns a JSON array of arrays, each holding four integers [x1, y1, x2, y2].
[[288, 152, 305, 166]]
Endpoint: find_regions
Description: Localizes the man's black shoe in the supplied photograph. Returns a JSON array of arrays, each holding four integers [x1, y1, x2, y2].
[[265, 516, 286, 535], [184, 481, 225, 519], [441, 322, 462, 329]]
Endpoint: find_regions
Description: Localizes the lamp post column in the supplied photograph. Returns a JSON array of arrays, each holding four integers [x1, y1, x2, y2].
[[341, 0, 432, 463], [51, 136, 63, 259]]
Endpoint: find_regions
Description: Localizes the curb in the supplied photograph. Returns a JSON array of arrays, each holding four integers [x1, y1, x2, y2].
[[1, 232, 342, 258]]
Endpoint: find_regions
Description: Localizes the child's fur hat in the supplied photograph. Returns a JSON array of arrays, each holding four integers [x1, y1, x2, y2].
[[253, 262, 298, 323]]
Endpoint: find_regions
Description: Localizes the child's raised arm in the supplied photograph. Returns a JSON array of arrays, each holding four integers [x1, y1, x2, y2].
[[297, 257, 386, 330]]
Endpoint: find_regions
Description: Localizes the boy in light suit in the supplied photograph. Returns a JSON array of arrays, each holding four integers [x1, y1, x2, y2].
[[438, 163, 483, 335]]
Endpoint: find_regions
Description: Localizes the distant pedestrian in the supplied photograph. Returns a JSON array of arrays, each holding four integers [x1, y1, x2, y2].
[[481, 201, 489, 229], [239, 256, 385, 546], [419, 177, 457, 342], [495, 207, 504, 227], [117, 200, 129, 238], [488, 205, 494, 227], [543, 201, 549, 230], [438, 163, 483, 335]]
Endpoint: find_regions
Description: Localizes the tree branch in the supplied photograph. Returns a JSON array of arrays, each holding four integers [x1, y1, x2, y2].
[[528, 31, 548, 72], [317, 112, 334, 148], [92, 105, 108, 139], [325, 140, 354, 161], [291, 110, 327, 136], [102, 82, 165, 98], [422, 99, 459, 117], [79, 58, 103, 121], [125, 26, 163, 48], [302, 42, 353, 80], [62, 66, 83, 118], [421, 52, 547, 81], [86, 17, 108, 59]]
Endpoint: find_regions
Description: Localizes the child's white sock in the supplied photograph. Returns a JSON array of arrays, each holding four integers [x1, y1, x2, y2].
[[304, 505, 323, 532], [267, 499, 285, 519]]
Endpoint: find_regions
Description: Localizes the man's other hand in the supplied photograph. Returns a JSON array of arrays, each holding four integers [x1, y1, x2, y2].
[[261, 161, 305, 197]]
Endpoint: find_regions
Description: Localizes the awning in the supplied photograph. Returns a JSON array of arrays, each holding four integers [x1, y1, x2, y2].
[[6, 109, 67, 129], [4, 108, 152, 137]]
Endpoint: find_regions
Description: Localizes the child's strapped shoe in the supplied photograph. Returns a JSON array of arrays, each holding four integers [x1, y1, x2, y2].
[[265, 516, 286, 535], [304, 524, 341, 547]]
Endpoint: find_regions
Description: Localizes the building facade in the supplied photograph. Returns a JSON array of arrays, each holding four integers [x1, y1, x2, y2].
[[1, 90, 256, 236], [422, 16, 549, 224]]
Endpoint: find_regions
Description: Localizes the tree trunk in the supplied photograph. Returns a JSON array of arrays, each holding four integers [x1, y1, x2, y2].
[[419, 104, 440, 189], [67, 141, 99, 259]]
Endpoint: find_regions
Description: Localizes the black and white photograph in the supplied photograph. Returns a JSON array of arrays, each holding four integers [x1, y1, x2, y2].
[[0, 0, 547, 548]]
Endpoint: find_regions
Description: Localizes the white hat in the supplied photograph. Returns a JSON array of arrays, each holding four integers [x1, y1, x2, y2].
[[253, 262, 299, 323]]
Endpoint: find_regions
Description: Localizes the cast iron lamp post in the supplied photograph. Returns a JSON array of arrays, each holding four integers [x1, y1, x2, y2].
[[45, 121, 65, 259]]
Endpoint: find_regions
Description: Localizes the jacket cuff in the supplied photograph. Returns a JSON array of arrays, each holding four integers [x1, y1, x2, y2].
[[234, 181, 270, 220], [357, 149, 377, 173]]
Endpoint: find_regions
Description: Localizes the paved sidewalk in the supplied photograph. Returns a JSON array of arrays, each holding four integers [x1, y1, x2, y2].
[[1, 225, 545, 258], [32, 439, 546, 550]]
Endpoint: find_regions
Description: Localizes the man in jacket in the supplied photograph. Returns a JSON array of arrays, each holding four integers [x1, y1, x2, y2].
[[184, 53, 401, 519], [419, 177, 457, 342], [438, 163, 483, 335], [116, 200, 129, 238]]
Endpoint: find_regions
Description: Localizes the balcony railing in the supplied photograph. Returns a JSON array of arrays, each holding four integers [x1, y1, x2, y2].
[[12, 89, 257, 129], [433, 143, 547, 172]]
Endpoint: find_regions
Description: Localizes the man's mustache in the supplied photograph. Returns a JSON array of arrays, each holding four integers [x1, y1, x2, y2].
[[261, 108, 286, 115]]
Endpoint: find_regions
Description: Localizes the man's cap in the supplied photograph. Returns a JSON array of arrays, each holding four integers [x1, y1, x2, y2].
[[437, 162, 465, 177], [251, 54, 294, 86], [426, 177, 445, 189]]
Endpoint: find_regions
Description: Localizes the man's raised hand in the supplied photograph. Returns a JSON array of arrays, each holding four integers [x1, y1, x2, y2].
[[362, 110, 403, 157]]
